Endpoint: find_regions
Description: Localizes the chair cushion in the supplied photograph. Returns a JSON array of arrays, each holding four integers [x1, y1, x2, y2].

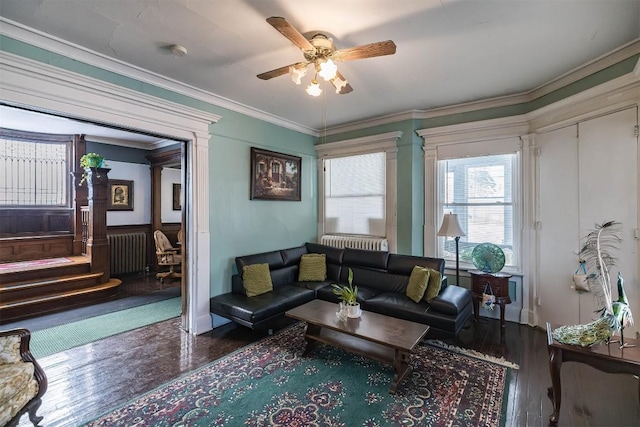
[[0, 363, 38, 427], [406, 266, 430, 303], [0, 334, 22, 364], [298, 254, 327, 281], [423, 268, 442, 301], [242, 263, 273, 297]]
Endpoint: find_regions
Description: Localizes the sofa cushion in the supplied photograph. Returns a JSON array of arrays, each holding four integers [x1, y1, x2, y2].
[[298, 254, 327, 281], [406, 266, 430, 303], [242, 263, 273, 297], [210, 285, 314, 324], [428, 285, 472, 315], [387, 254, 444, 276], [0, 362, 37, 403], [424, 268, 442, 301], [316, 284, 379, 304]]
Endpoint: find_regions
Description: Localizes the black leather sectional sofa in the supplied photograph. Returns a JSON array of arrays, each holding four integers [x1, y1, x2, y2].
[[209, 242, 473, 337]]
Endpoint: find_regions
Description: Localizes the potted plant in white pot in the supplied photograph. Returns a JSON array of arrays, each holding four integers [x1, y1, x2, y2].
[[331, 268, 361, 318]]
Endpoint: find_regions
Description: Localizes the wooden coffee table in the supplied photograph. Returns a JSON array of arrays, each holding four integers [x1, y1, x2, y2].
[[286, 299, 430, 394]]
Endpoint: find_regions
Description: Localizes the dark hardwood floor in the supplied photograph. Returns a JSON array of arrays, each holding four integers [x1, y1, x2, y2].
[[13, 278, 640, 427]]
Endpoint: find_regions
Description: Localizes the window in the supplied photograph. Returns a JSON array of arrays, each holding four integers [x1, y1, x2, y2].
[[0, 131, 72, 206], [438, 153, 518, 268], [315, 131, 401, 251], [324, 152, 386, 236]]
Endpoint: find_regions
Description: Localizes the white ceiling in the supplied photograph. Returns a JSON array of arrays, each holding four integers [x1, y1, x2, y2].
[[0, 0, 639, 134]]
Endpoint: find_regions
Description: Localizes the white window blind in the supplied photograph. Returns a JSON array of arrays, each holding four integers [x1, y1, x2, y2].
[[324, 152, 386, 236], [438, 153, 518, 267]]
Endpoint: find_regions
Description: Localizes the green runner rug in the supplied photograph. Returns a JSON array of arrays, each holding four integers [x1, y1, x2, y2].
[[30, 297, 181, 358]]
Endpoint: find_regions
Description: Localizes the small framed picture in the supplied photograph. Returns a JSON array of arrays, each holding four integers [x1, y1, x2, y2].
[[107, 179, 134, 211], [173, 183, 182, 210], [250, 147, 301, 201]]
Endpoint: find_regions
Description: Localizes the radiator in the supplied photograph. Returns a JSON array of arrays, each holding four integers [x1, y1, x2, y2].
[[108, 232, 147, 274], [320, 235, 389, 251]]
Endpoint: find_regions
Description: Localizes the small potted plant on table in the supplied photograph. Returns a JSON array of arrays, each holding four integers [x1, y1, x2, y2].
[[332, 268, 361, 318]]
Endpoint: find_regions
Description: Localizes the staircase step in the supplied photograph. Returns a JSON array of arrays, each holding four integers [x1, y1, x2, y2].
[[0, 257, 91, 283], [0, 278, 122, 323], [0, 273, 104, 302]]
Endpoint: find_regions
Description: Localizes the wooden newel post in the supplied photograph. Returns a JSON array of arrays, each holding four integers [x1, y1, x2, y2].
[[71, 171, 88, 255], [85, 167, 110, 283]]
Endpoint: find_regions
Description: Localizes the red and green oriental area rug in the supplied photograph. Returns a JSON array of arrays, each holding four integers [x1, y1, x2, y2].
[[87, 323, 517, 426]]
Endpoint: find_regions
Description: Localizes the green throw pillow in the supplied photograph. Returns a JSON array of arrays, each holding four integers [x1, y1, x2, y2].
[[242, 263, 273, 297], [298, 253, 327, 281], [406, 266, 430, 303], [423, 267, 442, 301]]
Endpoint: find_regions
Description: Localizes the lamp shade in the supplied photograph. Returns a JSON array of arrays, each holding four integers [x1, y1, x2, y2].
[[437, 213, 465, 237]]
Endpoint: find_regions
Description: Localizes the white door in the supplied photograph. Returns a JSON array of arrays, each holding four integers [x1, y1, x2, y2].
[[537, 107, 639, 335]]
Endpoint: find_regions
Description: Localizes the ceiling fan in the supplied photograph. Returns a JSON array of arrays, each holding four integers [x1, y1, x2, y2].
[[257, 17, 396, 96]]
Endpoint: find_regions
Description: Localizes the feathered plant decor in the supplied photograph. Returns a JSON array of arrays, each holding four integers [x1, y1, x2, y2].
[[553, 220, 625, 347], [580, 220, 622, 320]]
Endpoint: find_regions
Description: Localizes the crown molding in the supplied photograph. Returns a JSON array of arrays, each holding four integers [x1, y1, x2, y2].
[[0, 18, 317, 136], [326, 39, 639, 136]]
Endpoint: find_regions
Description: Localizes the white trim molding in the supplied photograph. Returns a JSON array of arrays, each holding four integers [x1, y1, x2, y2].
[[0, 17, 316, 136], [0, 50, 220, 335], [315, 131, 402, 252]]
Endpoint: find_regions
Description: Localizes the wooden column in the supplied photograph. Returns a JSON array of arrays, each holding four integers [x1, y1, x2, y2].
[[86, 167, 110, 283]]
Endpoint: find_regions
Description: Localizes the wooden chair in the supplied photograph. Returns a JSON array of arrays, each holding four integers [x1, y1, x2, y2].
[[153, 230, 181, 283]]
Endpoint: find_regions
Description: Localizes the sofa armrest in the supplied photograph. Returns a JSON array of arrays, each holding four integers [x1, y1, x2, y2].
[[428, 285, 471, 315], [231, 274, 247, 295]]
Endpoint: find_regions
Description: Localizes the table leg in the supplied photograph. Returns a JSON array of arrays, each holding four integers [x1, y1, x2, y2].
[[499, 300, 506, 328], [390, 349, 412, 394], [547, 346, 562, 424], [302, 324, 321, 356]]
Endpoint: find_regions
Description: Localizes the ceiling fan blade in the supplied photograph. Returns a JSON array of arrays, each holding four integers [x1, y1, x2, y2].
[[333, 40, 396, 62], [267, 17, 315, 52], [331, 71, 353, 95], [257, 63, 299, 80]]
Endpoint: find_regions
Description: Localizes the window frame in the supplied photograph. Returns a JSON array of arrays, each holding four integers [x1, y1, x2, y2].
[[0, 128, 74, 208], [418, 117, 532, 275], [315, 131, 401, 252]]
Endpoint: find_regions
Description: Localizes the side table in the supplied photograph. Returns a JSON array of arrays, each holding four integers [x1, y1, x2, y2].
[[470, 270, 512, 329], [546, 322, 640, 424]]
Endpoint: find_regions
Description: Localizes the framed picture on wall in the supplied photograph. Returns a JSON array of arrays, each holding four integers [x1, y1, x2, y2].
[[250, 147, 301, 201], [107, 179, 134, 211], [173, 183, 182, 210]]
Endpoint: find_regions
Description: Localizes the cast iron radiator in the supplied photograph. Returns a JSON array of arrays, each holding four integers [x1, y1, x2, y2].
[[320, 235, 389, 251], [107, 232, 147, 274]]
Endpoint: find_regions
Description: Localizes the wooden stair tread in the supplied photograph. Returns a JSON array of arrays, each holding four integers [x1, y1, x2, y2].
[[0, 279, 122, 309], [0, 273, 104, 292]]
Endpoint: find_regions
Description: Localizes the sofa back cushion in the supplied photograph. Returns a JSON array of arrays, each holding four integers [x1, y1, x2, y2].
[[280, 245, 307, 267], [305, 242, 344, 281], [236, 250, 284, 274], [342, 248, 389, 270], [387, 254, 446, 290]]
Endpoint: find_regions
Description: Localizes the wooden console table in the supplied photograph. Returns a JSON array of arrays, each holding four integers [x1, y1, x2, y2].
[[546, 322, 640, 424], [470, 270, 512, 329]]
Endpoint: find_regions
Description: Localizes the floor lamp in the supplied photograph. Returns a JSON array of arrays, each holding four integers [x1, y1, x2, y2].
[[438, 213, 466, 286]]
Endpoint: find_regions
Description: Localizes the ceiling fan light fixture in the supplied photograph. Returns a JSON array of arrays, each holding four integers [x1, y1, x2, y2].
[[332, 75, 348, 94], [289, 64, 307, 85], [317, 58, 338, 81], [306, 78, 322, 97]]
